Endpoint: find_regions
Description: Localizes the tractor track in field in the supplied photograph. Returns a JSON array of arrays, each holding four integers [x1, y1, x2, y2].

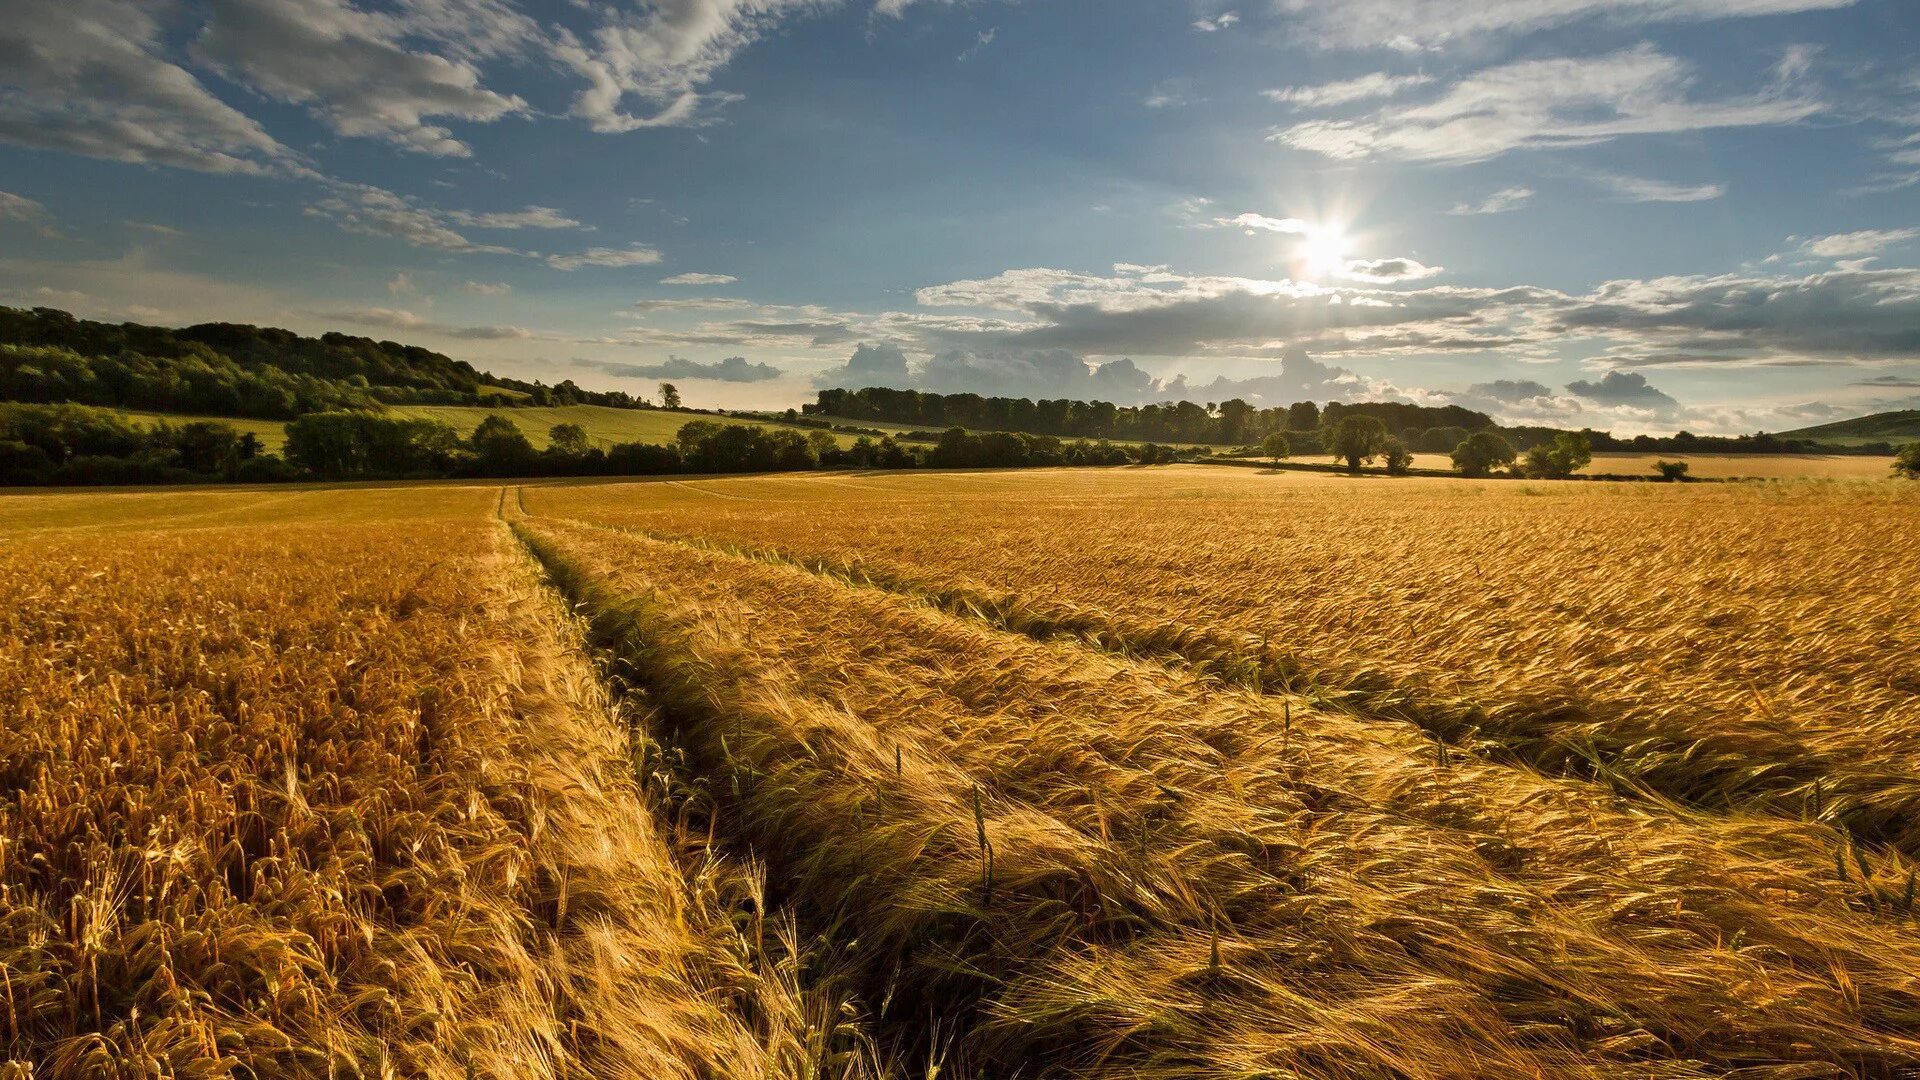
[[503, 501, 1920, 1078], [513, 499, 1920, 877]]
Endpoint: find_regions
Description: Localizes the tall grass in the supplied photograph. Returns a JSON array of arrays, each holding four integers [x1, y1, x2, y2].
[[520, 515, 1920, 1078]]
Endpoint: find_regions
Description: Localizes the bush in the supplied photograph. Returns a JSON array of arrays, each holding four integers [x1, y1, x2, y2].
[[1654, 460, 1691, 482], [606, 441, 682, 475], [1382, 436, 1414, 475], [1895, 442, 1920, 479], [235, 454, 304, 483]]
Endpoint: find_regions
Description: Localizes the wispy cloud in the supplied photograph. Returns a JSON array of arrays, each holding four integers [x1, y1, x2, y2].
[[0, 190, 47, 222], [1276, 0, 1857, 52], [1263, 72, 1432, 108], [546, 245, 665, 270], [1272, 45, 1821, 163], [1800, 227, 1919, 258], [448, 206, 584, 230], [1192, 12, 1240, 32], [661, 272, 740, 285], [1594, 173, 1728, 201], [1448, 187, 1534, 215], [311, 306, 534, 339]]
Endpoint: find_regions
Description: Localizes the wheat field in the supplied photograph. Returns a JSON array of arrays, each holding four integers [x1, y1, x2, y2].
[[5, 465, 1919, 1077]]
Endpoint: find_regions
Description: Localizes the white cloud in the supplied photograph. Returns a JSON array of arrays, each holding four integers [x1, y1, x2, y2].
[[1263, 72, 1432, 108], [448, 205, 584, 229], [1211, 213, 1312, 234], [578, 354, 783, 382], [1192, 12, 1240, 32], [1275, 0, 1858, 51], [958, 28, 996, 62], [463, 280, 512, 295], [547, 244, 666, 270], [1271, 45, 1821, 163], [1338, 257, 1444, 283], [313, 305, 535, 339], [387, 271, 417, 296], [1566, 369, 1682, 408], [0, 0, 299, 175], [552, 0, 833, 133], [1595, 173, 1727, 201], [0, 191, 46, 222], [193, 0, 527, 157], [661, 272, 740, 285], [308, 184, 521, 255], [1800, 227, 1919, 258], [1448, 186, 1534, 215]]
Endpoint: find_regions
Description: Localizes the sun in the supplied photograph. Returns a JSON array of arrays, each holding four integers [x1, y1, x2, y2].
[[1295, 224, 1349, 281]]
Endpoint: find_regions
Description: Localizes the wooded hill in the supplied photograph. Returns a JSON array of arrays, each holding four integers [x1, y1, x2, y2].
[[0, 306, 645, 419]]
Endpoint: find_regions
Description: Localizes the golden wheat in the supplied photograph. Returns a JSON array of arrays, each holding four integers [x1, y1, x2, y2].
[[0, 492, 876, 1079], [520, 512, 1920, 1078], [529, 468, 1920, 854]]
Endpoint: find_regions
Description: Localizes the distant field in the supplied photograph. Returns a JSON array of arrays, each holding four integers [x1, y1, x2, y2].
[[387, 404, 864, 447], [113, 403, 851, 452], [118, 408, 293, 449], [9, 465, 1920, 1076]]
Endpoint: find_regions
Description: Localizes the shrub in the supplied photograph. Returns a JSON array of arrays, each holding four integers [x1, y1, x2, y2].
[[1895, 442, 1920, 479], [1654, 460, 1691, 482], [1382, 436, 1414, 475]]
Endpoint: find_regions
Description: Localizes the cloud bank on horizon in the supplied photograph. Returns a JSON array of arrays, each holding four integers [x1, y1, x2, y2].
[[0, 0, 1916, 435]]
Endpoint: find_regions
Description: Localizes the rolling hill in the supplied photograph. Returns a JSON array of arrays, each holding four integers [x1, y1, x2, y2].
[[1779, 410, 1920, 446]]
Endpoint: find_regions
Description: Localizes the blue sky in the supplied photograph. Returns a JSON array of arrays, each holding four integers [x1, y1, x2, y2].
[[1, 0, 1917, 433]]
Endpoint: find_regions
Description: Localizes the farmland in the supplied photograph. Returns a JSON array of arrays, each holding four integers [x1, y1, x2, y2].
[[6, 465, 1920, 1077], [110, 403, 859, 452]]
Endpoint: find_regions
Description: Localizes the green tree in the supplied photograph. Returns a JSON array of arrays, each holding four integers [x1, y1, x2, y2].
[[469, 415, 536, 475], [1260, 431, 1290, 463], [1654, 459, 1690, 482], [1522, 431, 1594, 479], [1895, 442, 1920, 479], [659, 382, 682, 409], [1321, 414, 1389, 472], [1382, 435, 1414, 475], [548, 422, 591, 457], [1451, 431, 1517, 477]]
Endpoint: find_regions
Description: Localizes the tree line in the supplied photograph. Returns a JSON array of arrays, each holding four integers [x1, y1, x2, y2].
[[812, 385, 1893, 457], [809, 386, 1495, 445], [0, 404, 1191, 486]]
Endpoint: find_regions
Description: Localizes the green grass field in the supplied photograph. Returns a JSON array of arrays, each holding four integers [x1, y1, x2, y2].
[[114, 404, 856, 452]]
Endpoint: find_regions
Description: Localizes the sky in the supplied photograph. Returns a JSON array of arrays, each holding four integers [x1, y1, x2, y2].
[[1, 0, 1917, 434]]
